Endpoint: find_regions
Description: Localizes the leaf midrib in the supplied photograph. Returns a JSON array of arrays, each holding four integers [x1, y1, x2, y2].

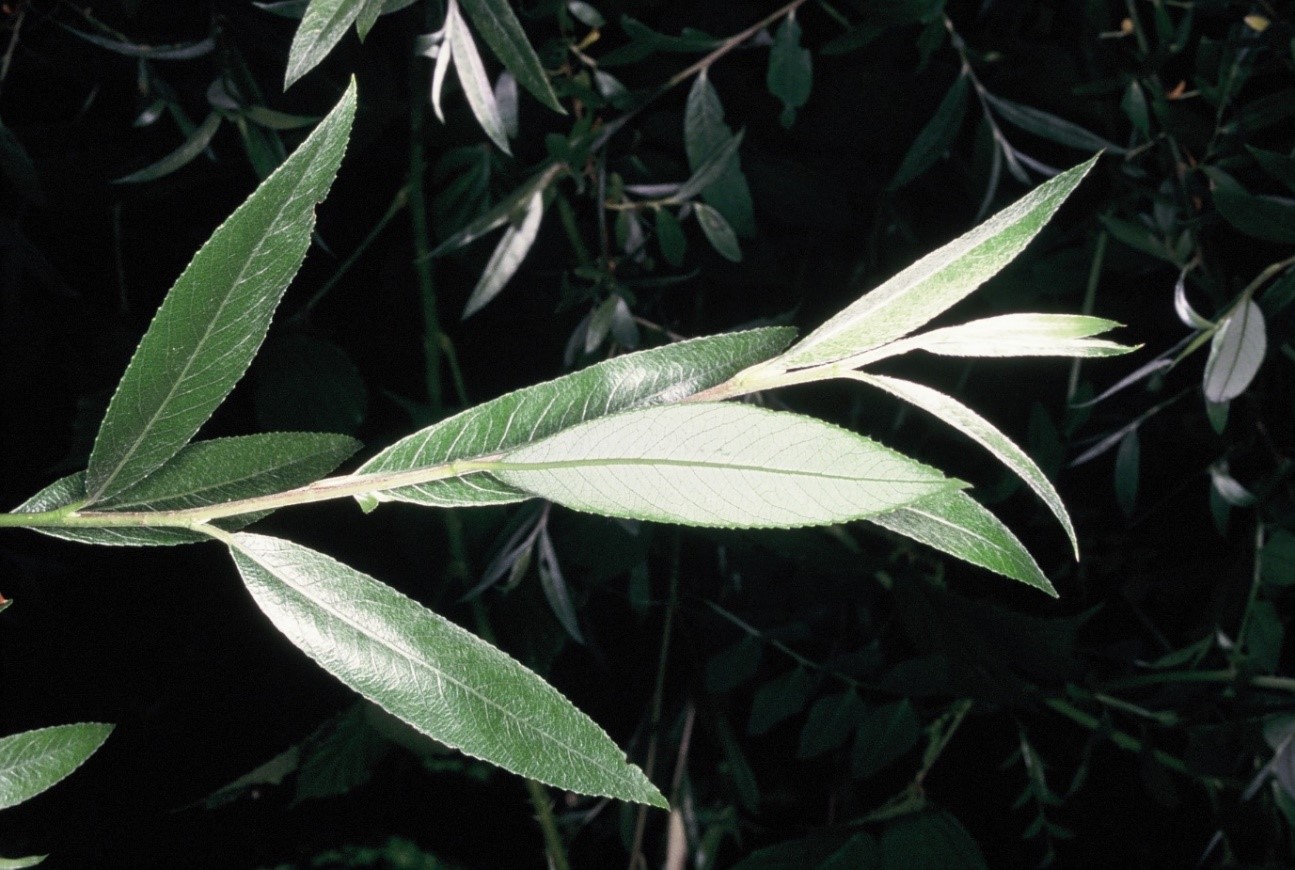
[[497, 455, 945, 484]]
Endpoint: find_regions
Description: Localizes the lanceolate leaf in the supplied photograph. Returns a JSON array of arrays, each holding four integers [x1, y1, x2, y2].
[[670, 130, 746, 205], [685, 74, 756, 237], [355, 328, 795, 509], [694, 202, 742, 262], [354, 0, 386, 39], [226, 533, 665, 806], [495, 403, 960, 529], [284, 0, 368, 88], [775, 154, 1099, 370], [447, 0, 512, 154], [1203, 299, 1266, 402], [458, 0, 563, 113], [850, 372, 1078, 558], [984, 92, 1125, 154], [13, 473, 210, 546], [0, 723, 114, 810], [84, 82, 356, 505], [888, 314, 1133, 358], [462, 189, 545, 317], [889, 74, 969, 190], [869, 490, 1055, 595], [113, 111, 222, 184]]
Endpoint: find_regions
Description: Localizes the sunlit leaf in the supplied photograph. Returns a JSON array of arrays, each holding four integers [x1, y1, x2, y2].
[[462, 189, 544, 317], [447, 0, 512, 154], [887, 313, 1133, 359], [284, 0, 369, 88], [227, 533, 665, 806], [0, 723, 114, 810], [113, 111, 222, 184], [458, 0, 564, 113], [495, 403, 960, 529], [84, 82, 356, 504], [775, 155, 1099, 369], [851, 372, 1078, 558], [869, 490, 1056, 594], [889, 74, 969, 190], [355, 328, 795, 509], [1203, 300, 1265, 402]]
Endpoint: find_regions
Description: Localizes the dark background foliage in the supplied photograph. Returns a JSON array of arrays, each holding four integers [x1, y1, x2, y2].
[[1, 0, 1293, 867]]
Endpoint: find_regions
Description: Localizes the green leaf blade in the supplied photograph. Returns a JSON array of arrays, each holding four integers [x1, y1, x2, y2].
[[0, 723, 114, 810], [495, 403, 961, 529], [889, 74, 969, 190], [777, 154, 1100, 369], [355, 327, 795, 509], [685, 74, 756, 237], [113, 111, 222, 184], [898, 313, 1136, 358], [461, 189, 544, 317], [227, 533, 665, 807], [285, 0, 367, 89], [1203, 300, 1266, 402], [869, 490, 1056, 595], [84, 81, 357, 504], [853, 372, 1077, 560], [457, 0, 563, 113], [447, 0, 512, 154]]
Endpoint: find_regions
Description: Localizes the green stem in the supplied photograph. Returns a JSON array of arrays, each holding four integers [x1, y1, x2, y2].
[[526, 778, 572, 870], [1068, 230, 1108, 403], [409, 47, 442, 412]]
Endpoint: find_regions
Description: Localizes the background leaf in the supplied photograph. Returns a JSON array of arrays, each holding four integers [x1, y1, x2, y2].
[[766, 14, 812, 128], [694, 202, 742, 262], [462, 189, 544, 317], [1204, 167, 1295, 244], [685, 74, 756, 237], [284, 0, 368, 88], [458, 0, 563, 113], [1203, 300, 1266, 402], [84, 81, 356, 504], [227, 533, 666, 806], [495, 403, 960, 529], [113, 111, 222, 184], [0, 723, 114, 810], [356, 328, 794, 509], [889, 74, 969, 190], [775, 155, 1099, 369], [447, 0, 512, 154]]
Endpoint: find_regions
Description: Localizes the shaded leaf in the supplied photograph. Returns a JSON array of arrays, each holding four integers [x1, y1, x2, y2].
[[85, 82, 356, 503], [777, 155, 1099, 369], [868, 490, 1055, 595], [536, 526, 584, 643], [1204, 167, 1295, 244], [671, 130, 746, 205], [880, 810, 988, 870], [58, 25, 215, 60], [851, 372, 1078, 558], [984, 92, 1125, 154], [462, 189, 544, 317], [748, 667, 819, 735], [0, 723, 114, 810], [447, 0, 512, 154], [227, 533, 665, 806], [797, 690, 865, 758], [851, 700, 920, 779], [889, 74, 969, 190], [1114, 429, 1139, 517], [253, 334, 368, 434], [767, 14, 812, 128], [354, 0, 386, 39], [356, 328, 795, 509], [1203, 300, 1265, 402], [685, 74, 756, 236], [705, 637, 762, 695], [655, 207, 686, 266], [113, 111, 222, 184], [458, 0, 564, 113], [694, 202, 742, 262], [1261, 530, 1295, 588]]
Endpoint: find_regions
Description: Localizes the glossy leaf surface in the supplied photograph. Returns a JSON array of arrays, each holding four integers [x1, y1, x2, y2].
[[228, 533, 665, 806], [775, 154, 1099, 369], [85, 82, 356, 504], [853, 372, 1077, 558], [0, 723, 114, 810], [356, 328, 795, 509], [496, 403, 960, 529]]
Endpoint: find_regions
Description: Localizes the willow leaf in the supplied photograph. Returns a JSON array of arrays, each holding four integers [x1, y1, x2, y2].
[[356, 328, 794, 509], [775, 154, 1099, 370], [84, 82, 356, 504], [227, 533, 665, 806], [461, 189, 544, 318], [495, 403, 960, 529], [869, 490, 1055, 595], [850, 372, 1077, 558], [889, 313, 1135, 358], [1203, 300, 1266, 402], [458, 0, 563, 113], [284, 0, 367, 88], [447, 0, 511, 154], [0, 723, 114, 811]]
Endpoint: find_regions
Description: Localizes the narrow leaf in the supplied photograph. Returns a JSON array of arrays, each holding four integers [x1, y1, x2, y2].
[[655, 207, 686, 267], [58, 25, 216, 60], [0, 723, 114, 810], [447, 0, 512, 154], [429, 30, 452, 123], [1204, 167, 1295, 244], [694, 202, 742, 262], [685, 74, 756, 236], [1114, 429, 1139, 517], [355, 0, 385, 39], [430, 162, 565, 257], [458, 0, 564, 113], [285, 0, 367, 88], [462, 189, 544, 317], [891, 313, 1134, 358], [984, 92, 1125, 154], [670, 130, 746, 205], [889, 74, 969, 190], [851, 372, 1078, 558], [776, 155, 1099, 369], [227, 533, 665, 806], [12, 472, 210, 547], [113, 111, 222, 184], [1203, 299, 1266, 402], [869, 490, 1055, 594], [84, 82, 356, 504], [355, 328, 795, 509], [495, 403, 961, 529]]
